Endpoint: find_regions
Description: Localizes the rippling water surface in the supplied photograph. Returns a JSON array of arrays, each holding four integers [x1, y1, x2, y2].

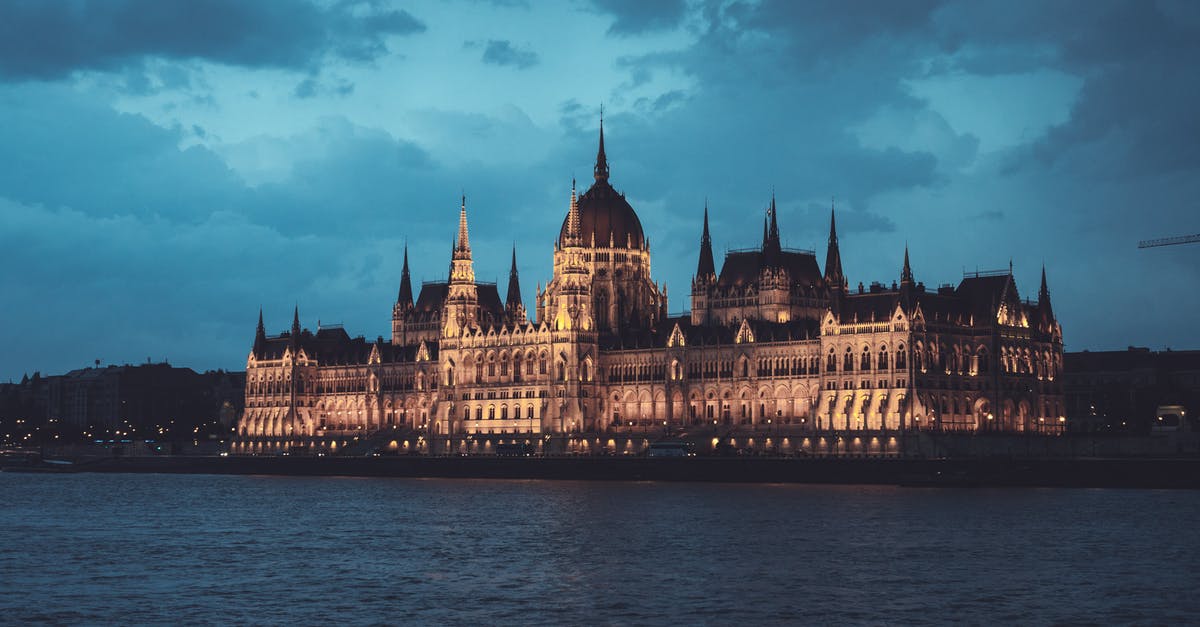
[[1, 473, 1197, 625]]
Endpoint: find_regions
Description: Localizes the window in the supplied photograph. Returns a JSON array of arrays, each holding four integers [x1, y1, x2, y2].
[[488, 406, 495, 420], [861, 347, 871, 371], [878, 348, 888, 371], [844, 348, 854, 372]]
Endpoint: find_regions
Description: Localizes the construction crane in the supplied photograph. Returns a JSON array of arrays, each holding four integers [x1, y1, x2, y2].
[[1137, 234, 1200, 249]]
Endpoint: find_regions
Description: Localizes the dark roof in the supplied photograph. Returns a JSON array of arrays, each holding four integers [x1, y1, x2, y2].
[[411, 281, 506, 324], [558, 178, 644, 249], [415, 282, 448, 312], [716, 250, 822, 287], [598, 316, 819, 351], [253, 330, 438, 365], [954, 274, 1017, 320], [838, 292, 900, 323]]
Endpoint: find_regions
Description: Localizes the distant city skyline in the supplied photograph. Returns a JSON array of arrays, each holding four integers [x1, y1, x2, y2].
[[1, 0, 1198, 381]]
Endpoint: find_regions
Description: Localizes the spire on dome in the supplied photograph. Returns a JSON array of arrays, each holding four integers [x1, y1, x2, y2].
[[564, 178, 582, 245], [397, 244, 413, 308], [594, 109, 609, 182], [697, 201, 715, 279]]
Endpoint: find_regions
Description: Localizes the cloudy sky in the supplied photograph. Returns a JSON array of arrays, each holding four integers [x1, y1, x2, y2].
[[2, 0, 1198, 380]]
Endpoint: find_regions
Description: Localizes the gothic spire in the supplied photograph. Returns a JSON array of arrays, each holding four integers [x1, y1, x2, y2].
[[454, 195, 471, 258], [763, 194, 781, 257], [1038, 264, 1054, 323], [448, 200, 476, 286], [506, 246, 524, 318], [697, 201, 715, 279], [564, 178, 581, 245], [901, 244, 914, 285], [290, 305, 301, 347], [594, 111, 609, 182], [768, 194, 780, 246], [397, 244, 413, 308], [824, 204, 845, 290], [253, 308, 266, 354]]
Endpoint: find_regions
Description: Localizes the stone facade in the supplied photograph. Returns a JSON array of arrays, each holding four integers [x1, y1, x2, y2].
[[235, 125, 1064, 454]]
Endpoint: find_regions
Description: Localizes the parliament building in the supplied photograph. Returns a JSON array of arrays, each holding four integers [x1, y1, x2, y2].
[[234, 124, 1065, 455]]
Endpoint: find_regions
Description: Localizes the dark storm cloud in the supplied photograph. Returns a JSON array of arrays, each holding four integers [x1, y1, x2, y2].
[[0, 0, 425, 80], [479, 40, 539, 70], [590, 0, 687, 35], [0, 84, 243, 221], [1020, 2, 1200, 179]]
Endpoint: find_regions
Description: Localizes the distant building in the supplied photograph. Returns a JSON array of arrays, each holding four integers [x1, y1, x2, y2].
[[0, 364, 244, 442], [1064, 348, 1200, 433], [236, 123, 1064, 454]]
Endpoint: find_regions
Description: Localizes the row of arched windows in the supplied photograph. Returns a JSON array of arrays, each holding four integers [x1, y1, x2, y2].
[[463, 405, 537, 420]]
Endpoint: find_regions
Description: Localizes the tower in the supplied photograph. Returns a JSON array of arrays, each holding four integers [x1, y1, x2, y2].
[[391, 244, 414, 344], [506, 246, 526, 323], [253, 308, 266, 356], [824, 204, 846, 302], [691, 203, 716, 325], [443, 196, 479, 336]]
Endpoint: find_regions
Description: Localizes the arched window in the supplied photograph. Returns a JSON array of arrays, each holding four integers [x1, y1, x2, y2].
[[475, 406, 483, 420], [861, 347, 871, 371], [827, 349, 837, 372], [501, 406, 508, 420], [978, 349, 989, 374], [527, 405, 534, 419], [475, 362, 483, 382], [844, 348, 855, 372], [878, 347, 888, 371], [488, 406, 495, 420], [463, 407, 470, 421], [581, 360, 591, 382]]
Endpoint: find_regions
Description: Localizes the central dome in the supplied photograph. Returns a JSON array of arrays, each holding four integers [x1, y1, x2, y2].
[[558, 179, 645, 249], [557, 119, 645, 250]]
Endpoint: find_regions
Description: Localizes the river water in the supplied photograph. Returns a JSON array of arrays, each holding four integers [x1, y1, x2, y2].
[[1, 473, 1196, 625]]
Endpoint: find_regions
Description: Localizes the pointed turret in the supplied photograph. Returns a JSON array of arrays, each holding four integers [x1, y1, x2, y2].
[[824, 205, 845, 291], [506, 246, 524, 319], [898, 244, 916, 310], [762, 194, 782, 259], [397, 245, 413, 310], [564, 179, 581, 246], [594, 112, 609, 182], [289, 305, 301, 349], [696, 202, 716, 280], [445, 198, 479, 333], [454, 195, 471, 258], [1038, 264, 1054, 325], [253, 308, 266, 354]]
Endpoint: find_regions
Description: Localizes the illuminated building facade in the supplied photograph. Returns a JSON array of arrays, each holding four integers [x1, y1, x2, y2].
[[235, 124, 1064, 453]]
